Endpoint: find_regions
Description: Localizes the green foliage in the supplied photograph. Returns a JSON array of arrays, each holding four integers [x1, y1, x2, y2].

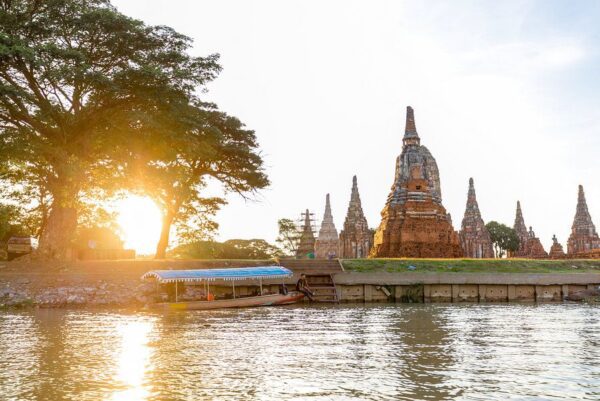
[[276, 218, 301, 256], [0, 0, 269, 258], [126, 102, 269, 258], [342, 258, 600, 273], [0, 203, 24, 241], [485, 221, 520, 258], [169, 239, 280, 260], [0, 0, 223, 254]]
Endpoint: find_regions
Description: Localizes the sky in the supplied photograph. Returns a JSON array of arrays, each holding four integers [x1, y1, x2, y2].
[[112, 0, 600, 252]]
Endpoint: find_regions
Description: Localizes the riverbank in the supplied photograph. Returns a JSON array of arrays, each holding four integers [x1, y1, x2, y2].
[[1, 258, 599, 307]]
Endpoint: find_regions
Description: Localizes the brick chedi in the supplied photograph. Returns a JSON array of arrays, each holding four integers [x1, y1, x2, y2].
[[315, 194, 339, 259], [512, 201, 530, 257], [295, 209, 316, 259], [523, 226, 548, 259], [370, 106, 462, 258], [339, 176, 373, 258], [459, 178, 494, 258], [567, 185, 600, 256], [549, 235, 566, 259]]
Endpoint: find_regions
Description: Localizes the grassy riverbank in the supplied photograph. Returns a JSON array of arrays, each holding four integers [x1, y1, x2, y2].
[[341, 259, 600, 273]]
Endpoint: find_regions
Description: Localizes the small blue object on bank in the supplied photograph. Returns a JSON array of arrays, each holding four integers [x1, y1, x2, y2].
[[407, 265, 416, 271]]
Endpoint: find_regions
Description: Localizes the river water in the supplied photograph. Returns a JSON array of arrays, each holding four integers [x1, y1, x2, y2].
[[0, 304, 599, 401]]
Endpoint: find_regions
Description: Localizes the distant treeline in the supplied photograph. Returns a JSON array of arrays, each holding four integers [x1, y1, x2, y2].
[[169, 239, 280, 260]]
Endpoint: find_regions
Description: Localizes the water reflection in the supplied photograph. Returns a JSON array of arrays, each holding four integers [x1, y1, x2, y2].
[[0, 304, 599, 400], [110, 321, 153, 401]]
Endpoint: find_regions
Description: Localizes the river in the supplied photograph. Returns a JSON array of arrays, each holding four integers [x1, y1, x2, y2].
[[1, 303, 599, 400]]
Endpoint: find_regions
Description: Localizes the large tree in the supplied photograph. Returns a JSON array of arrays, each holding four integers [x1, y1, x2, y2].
[[0, 0, 220, 258], [124, 102, 269, 258]]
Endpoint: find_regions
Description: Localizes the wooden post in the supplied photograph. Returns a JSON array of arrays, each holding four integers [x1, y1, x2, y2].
[[232, 281, 236, 299], [175, 281, 178, 303]]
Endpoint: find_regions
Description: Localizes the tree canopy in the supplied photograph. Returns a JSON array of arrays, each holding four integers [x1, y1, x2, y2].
[[169, 239, 280, 260], [276, 218, 301, 256], [486, 221, 520, 258], [0, 0, 268, 258]]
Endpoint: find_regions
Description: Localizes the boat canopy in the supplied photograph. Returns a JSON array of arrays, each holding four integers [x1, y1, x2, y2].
[[141, 266, 293, 283]]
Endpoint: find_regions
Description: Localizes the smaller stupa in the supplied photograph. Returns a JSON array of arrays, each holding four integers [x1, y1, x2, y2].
[[339, 176, 373, 258], [459, 178, 494, 258], [315, 194, 339, 259], [548, 235, 566, 259], [567, 185, 600, 256], [295, 209, 316, 259], [523, 226, 548, 259], [512, 201, 530, 257]]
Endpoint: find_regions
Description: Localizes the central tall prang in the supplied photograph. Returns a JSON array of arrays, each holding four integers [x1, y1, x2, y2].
[[370, 106, 462, 258]]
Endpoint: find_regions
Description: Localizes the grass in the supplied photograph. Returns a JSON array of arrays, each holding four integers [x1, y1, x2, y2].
[[341, 258, 600, 274]]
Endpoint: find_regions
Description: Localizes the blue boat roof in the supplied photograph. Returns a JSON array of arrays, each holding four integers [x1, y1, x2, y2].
[[141, 266, 293, 283]]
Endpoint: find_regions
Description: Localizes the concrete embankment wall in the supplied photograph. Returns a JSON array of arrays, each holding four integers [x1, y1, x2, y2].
[[0, 260, 599, 307], [332, 272, 600, 302]]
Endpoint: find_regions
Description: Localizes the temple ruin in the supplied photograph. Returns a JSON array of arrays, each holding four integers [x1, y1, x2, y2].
[[548, 235, 566, 259], [567, 185, 600, 256], [523, 226, 548, 259], [338, 176, 373, 258], [459, 178, 494, 258], [512, 201, 530, 257], [295, 209, 316, 259], [315, 194, 340, 259], [370, 106, 462, 258]]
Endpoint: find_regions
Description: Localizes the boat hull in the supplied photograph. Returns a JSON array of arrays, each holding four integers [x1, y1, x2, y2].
[[151, 292, 305, 311]]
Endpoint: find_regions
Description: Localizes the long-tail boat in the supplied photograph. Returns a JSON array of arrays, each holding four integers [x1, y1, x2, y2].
[[141, 266, 304, 310]]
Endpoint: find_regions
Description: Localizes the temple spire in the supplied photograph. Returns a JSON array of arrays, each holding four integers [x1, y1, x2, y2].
[[467, 177, 476, 203], [567, 184, 600, 255], [351, 175, 360, 203], [324, 193, 332, 218], [403, 106, 420, 146], [459, 177, 493, 258], [315, 194, 339, 259], [339, 175, 372, 258], [573, 185, 594, 234]]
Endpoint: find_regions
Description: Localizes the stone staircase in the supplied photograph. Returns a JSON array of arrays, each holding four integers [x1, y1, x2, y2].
[[277, 259, 343, 303], [305, 273, 339, 302]]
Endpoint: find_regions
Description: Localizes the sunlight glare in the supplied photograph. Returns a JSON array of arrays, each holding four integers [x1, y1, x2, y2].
[[116, 196, 162, 255], [110, 320, 154, 401]]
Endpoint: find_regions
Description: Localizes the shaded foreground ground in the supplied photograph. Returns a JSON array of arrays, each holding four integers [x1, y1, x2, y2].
[[341, 258, 600, 273]]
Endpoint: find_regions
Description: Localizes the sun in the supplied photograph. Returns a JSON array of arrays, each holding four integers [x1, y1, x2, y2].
[[116, 195, 162, 256]]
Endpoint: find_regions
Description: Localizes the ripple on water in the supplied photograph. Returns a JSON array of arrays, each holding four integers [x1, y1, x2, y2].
[[0, 303, 599, 401]]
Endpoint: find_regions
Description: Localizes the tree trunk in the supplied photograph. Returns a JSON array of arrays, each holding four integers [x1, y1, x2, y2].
[[37, 204, 78, 260], [155, 213, 174, 259]]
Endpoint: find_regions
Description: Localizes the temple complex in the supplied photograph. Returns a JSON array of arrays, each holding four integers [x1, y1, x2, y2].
[[567, 185, 600, 256], [512, 201, 530, 257], [338, 176, 373, 258], [295, 209, 316, 259], [370, 106, 462, 258], [459, 178, 494, 258], [522, 226, 548, 259], [548, 235, 566, 259], [315, 194, 340, 259]]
